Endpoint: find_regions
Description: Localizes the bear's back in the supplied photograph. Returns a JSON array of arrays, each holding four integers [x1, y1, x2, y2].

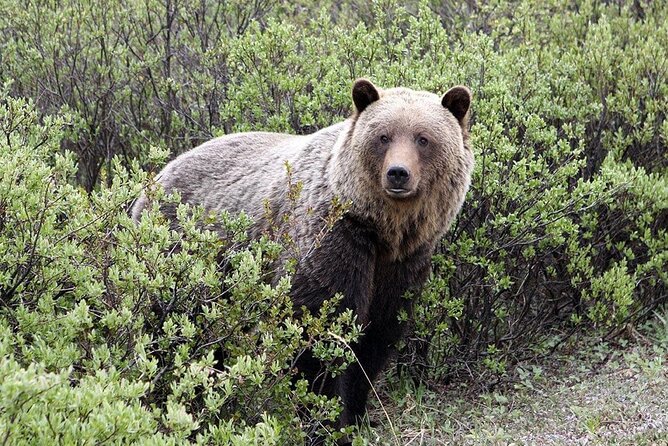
[[132, 123, 347, 235]]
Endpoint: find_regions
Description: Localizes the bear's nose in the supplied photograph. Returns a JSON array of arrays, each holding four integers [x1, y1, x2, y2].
[[386, 166, 410, 188]]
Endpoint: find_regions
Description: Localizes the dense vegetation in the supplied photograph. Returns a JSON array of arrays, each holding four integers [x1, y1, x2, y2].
[[0, 0, 666, 443]]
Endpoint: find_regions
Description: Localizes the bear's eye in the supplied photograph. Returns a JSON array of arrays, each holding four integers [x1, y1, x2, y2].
[[417, 136, 429, 147], [380, 135, 390, 144]]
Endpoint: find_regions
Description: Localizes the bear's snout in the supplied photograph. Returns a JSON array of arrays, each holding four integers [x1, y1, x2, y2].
[[381, 142, 420, 199], [386, 165, 410, 188], [383, 163, 417, 199]]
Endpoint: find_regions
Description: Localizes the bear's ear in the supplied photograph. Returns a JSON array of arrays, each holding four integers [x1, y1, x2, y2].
[[352, 79, 381, 114], [441, 86, 472, 124]]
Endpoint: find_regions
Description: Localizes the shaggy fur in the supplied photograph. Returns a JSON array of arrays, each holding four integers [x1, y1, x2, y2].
[[132, 79, 474, 440]]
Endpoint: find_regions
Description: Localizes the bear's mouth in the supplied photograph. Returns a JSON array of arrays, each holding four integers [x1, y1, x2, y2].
[[385, 188, 416, 199]]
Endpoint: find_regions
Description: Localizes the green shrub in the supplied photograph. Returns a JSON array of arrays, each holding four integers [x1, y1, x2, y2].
[[0, 95, 358, 444], [407, 0, 667, 380]]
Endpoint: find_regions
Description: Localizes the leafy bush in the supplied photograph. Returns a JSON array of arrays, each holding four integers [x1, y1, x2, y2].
[[409, 0, 667, 380], [0, 95, 358, 444], [0, 0, 666, 441]]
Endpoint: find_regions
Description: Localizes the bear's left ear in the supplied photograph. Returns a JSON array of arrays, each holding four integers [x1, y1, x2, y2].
[[441, 86, 472, 125], [352, 78, 381, 114]]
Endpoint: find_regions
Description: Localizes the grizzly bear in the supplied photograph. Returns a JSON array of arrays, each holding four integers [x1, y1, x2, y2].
[[132, 79, 473, 439]]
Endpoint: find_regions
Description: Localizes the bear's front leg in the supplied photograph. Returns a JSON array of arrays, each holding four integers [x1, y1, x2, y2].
[[290, 216, 378, 443], [338, 247, 432, 428], [337, 328, 396, 427]]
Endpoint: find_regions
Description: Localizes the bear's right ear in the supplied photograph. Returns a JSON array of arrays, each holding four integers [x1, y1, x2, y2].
[[441, 86, 472, 125], [352, 79, 380, 114]]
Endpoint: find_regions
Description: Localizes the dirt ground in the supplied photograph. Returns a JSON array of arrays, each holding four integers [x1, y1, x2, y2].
[[365, 319, 668, 446]]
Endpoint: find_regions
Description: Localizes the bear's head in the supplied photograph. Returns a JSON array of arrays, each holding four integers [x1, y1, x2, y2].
[[350, 78, 471, 201], [331, 79, 474, 255]]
